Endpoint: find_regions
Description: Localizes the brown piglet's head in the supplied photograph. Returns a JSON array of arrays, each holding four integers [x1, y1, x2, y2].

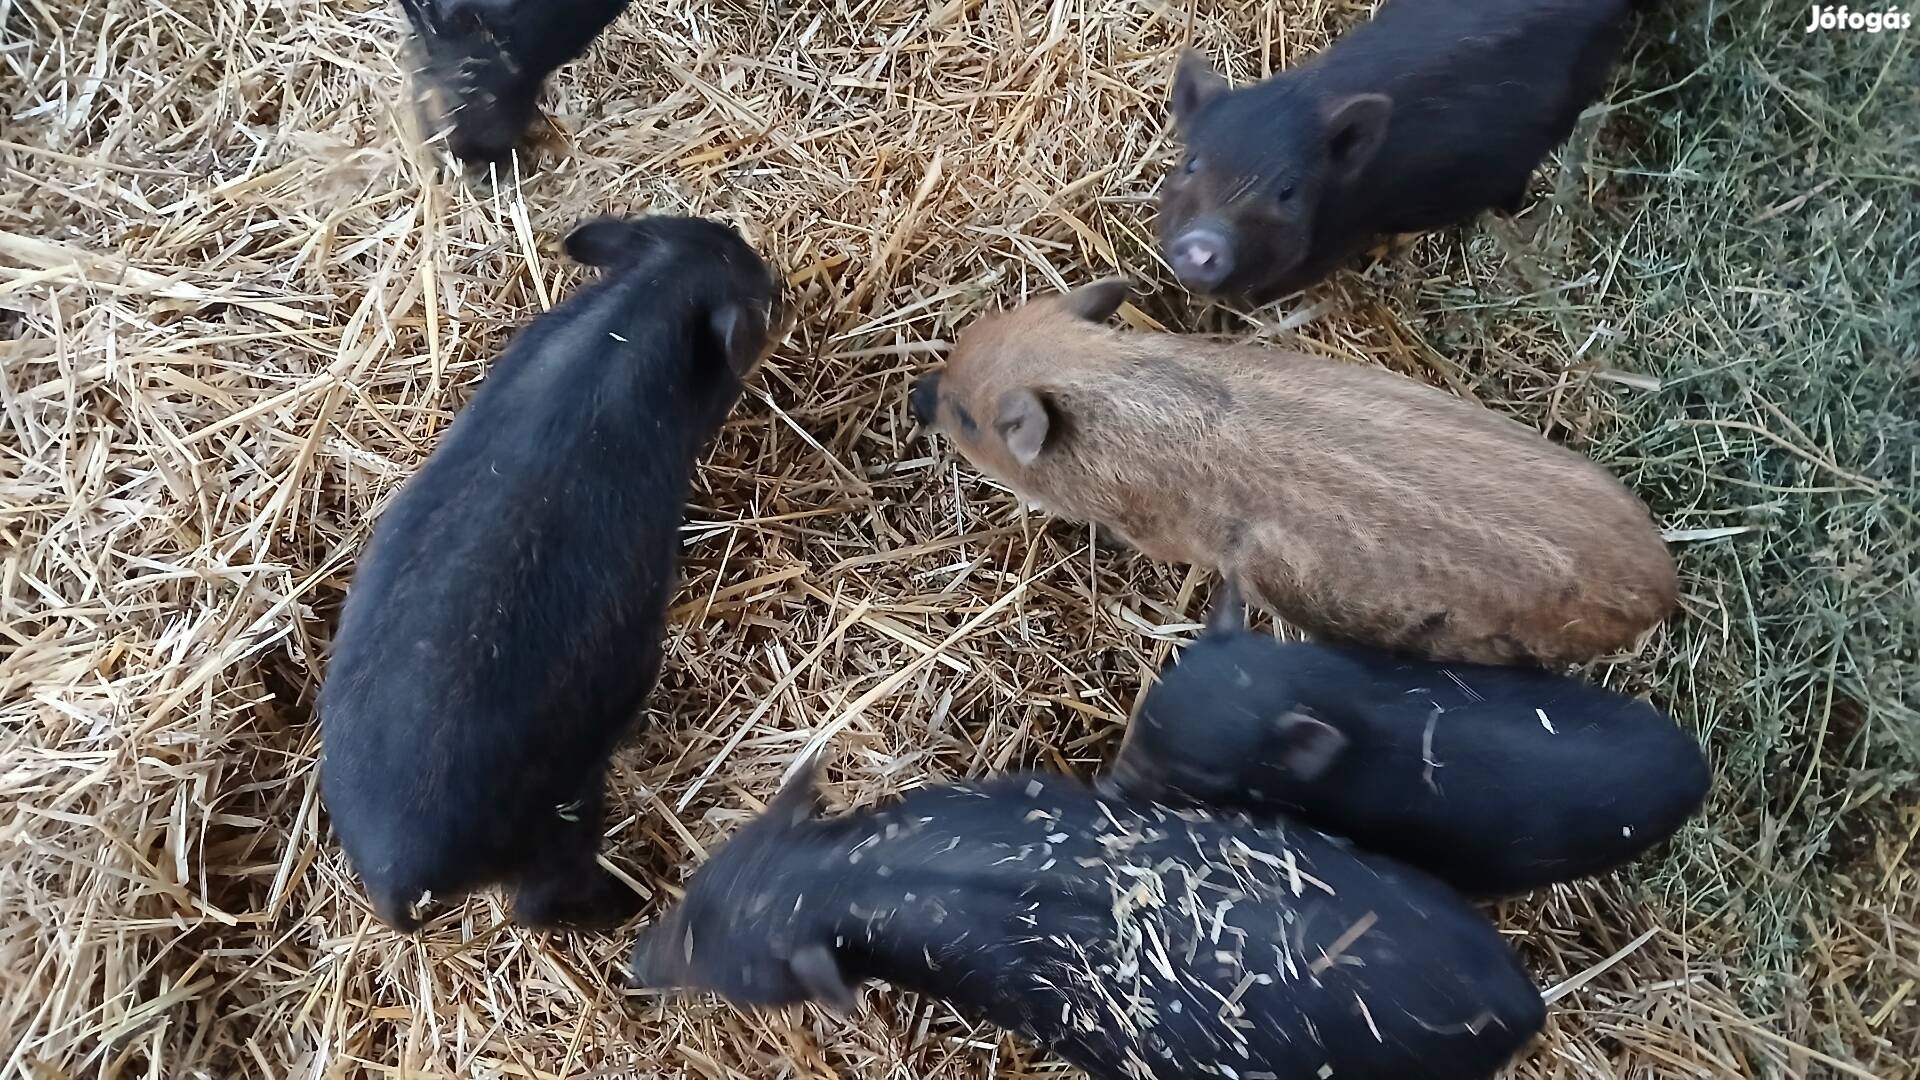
[[911, 279, 1132, 480]]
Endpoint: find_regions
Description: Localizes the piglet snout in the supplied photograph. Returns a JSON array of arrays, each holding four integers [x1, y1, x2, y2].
[[448, 127, 517, 165], [1168, 228, 1236, 292], [441, 90, 538, 165]]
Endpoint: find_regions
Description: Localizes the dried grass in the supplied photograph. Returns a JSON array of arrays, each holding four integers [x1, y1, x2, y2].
[[2, 0, 1914, 1077]]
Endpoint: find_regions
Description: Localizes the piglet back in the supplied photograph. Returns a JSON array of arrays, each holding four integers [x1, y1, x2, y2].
[[1285, 644, 1711, 892], [1040, 319, 1672, 664], [844, 777, 1547, 1079]]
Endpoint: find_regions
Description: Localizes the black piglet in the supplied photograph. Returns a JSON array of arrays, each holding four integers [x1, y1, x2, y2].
[[399, 0, 632, 163], [1105, 584, 1711, 896], [1159, 0, 1641, 300], [320, 215, 779, 931], [633, 762, 1546, 1080]]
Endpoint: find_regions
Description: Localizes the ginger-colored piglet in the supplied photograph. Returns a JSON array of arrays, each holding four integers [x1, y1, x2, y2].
[[910, 280, 1676, 666]]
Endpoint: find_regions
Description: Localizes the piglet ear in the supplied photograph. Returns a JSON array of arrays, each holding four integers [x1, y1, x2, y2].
[[627, 912, 686, 990], [1059, 278, 1130, 323], [994, 388, 1053, 466], [709, 300, 771, 378], [1273, 709, 1347, 780], [1172, 50, 1229, 125], [564, 217, 654, 268], [1323, 93, 1392, 184], [1205, 578, 1246, 636], [766, 750, 827, 828], [788, 943, 858, 1013]]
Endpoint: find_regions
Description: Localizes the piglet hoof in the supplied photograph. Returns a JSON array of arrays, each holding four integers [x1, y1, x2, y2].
[[513, 864, 644, 930], [1091, 523, 1132, 554]]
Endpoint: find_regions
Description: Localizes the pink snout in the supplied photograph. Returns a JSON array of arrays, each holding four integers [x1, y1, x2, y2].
[[1168, 228, 1236, 292]]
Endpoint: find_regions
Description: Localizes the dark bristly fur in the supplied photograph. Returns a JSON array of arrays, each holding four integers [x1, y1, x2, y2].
[[914, 280, 1677, 666], [1105, 588, 1711, 896], [632, 763, 1545, 1080], [397, 0, 631, 163], [1159, 0, 1637, 300], [320, 215, 778, 932]]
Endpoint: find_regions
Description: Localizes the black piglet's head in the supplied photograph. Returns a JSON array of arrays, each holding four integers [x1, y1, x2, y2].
[[399, 0, 632, 163], [629, 755, 860, 1013], [564, 214, 783, 382], [1103, 579, 1349, 806]]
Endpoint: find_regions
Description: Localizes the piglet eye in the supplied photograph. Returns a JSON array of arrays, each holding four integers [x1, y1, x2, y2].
[[1276, 183, 1296, 203], [1182, 155, 1201, 175]]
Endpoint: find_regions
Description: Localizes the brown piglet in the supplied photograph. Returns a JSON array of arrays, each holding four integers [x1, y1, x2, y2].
[[910, 280, 1676, 666]]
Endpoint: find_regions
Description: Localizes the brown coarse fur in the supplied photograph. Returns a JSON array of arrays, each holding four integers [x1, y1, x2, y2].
[[921, 282, 1678, 666]]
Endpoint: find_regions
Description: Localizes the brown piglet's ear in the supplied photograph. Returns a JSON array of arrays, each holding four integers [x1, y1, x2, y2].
[[1323, 93, 1393, 184], [1272, 709, 1347, 780], [994, 388, 1053, 465], [1059, 278, 1131, 323], [1172, 50, 1229, 125]]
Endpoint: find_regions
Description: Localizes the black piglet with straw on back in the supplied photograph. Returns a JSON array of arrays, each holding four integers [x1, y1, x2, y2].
[[632, 757, 1545, 1080]]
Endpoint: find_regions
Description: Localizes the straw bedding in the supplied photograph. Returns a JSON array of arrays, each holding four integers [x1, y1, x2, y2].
[[3, 0, 1914, 1077]]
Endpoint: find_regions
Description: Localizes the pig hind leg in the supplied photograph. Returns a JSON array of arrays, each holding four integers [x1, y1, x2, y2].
[[513, 857, 642, 930], [1091, 522, 1135, 554], [510, 780, 641, 929], [1494, 179, 1532, 216]]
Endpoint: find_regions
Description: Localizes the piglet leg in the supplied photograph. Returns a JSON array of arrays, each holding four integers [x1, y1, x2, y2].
[[511, 780, 642, 929]]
